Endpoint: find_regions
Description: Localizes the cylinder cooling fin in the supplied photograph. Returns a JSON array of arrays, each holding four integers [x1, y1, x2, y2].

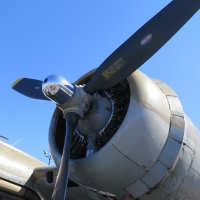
[[53, 78, 130, 159]]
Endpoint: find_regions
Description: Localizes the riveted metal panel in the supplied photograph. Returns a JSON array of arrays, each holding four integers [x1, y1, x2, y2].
[[69, 143, 146, 192], [175, 168, 200, 199], [193, 125, 200, 149], [112, 107, 169, 171], [160, 145, 194, 197], [192, 147, 200, 174], [137, 145, 194, 200], [183, 115, 196, 151], [166, 96, 184, 117], [153, 80, 177, 97], [141, 161, 168, 188], [111, 71, 170, 171], [125, 180, 149, 198], [158, 138, 182, 168], [169, 115, 185, 142]]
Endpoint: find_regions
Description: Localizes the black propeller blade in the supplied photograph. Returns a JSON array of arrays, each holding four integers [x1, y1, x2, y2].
[[11, 78, 49, 100], [84, 0, 200, 94], [51, 112, 79, 200]]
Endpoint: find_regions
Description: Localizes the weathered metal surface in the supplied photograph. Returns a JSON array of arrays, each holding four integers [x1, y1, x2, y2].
[[191, 147, 200, 175], [167, 96, 184, 117], [111, 71, 170, 171], [67, 71, 170, 196], [169, 115, 185, 142], [141, 161, 168, 188], [0, 140, 48, 199], [125, 180, 149, 198], [158, 138, 182, 168], [49, 71, 173, 199], [139, 145, 194, 200], [0, 140, 46, 184], [69, 144, 146, 192], [162, 145, 194, 197], [184, 115, 196, 151], [137, 78, 200, 200], [176, 168, 200, 199], [47, 72, 200, 200], [152, 80, 177, 97]]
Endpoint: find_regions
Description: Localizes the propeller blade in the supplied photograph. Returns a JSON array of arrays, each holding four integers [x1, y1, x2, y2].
[[0, 135, 8, 140], [11, 78, 50, 100], [84, 0, 200, 94], [51, 112, 79, 200]]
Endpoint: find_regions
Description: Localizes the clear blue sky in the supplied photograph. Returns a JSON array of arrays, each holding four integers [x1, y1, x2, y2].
[[0, 1, 200, 165]]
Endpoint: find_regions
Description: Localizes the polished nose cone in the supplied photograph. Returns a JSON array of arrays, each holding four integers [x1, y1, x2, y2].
[[42, 75, 74, 105]]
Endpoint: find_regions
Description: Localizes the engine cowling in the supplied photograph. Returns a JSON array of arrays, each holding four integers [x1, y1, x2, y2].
[[48, 70, 200, 200]]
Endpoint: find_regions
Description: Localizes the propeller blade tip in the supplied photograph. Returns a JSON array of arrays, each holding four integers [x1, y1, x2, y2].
[[11, 78, 24, 89]]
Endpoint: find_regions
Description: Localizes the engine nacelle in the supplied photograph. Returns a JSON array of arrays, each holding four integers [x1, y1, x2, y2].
[[49, 70, 200, 200]]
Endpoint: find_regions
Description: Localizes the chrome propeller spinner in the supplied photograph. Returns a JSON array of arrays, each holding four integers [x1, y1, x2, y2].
[[42, 75, 93, 118]]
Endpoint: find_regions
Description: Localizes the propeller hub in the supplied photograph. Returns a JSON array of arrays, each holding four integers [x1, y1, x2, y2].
[[77, 92, 112, 136], [42, 75, 74, 105]]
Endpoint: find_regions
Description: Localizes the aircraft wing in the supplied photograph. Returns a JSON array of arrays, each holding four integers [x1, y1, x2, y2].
[[0, 139, 108, 200], [32, 166, 108, 200]]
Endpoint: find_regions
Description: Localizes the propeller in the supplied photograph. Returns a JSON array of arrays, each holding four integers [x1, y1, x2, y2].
[[84, 0, 200, 94], [51, 112, 79, 200], [11, 0, 200, 199], [11, 78, 50, 100]]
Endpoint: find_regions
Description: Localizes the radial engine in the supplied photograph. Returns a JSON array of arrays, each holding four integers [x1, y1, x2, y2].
[[48, 70, 200, 200]]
